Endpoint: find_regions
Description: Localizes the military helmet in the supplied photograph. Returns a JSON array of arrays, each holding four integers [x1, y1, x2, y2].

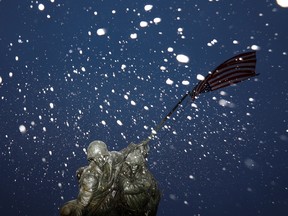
[[126, 150, 145, 166], [87, 140, 109, 161]]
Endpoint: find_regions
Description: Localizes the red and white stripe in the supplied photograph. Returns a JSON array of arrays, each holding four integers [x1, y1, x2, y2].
[[190, 51, 257, 100]]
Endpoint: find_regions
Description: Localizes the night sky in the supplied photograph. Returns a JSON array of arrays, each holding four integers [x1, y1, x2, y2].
[[1, 0, 288, 215]]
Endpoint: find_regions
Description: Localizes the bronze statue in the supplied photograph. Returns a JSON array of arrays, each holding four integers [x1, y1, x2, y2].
[[116, 149, 160, 216], [60, 140, 160, 216]]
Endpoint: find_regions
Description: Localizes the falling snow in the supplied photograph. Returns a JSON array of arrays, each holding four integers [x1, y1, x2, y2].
[[0, 1, 288, 216], [19, 125, 27, 134], [38, 4, 45, 11], [144, 5, 153, 11], [97, 28, 106, 36], [130, 33, 137, 39], [140, 21, 148, 27], [166, 78, 174, 85], [176, 54, 189, 63], [196, 74, 205, 81], [276, 0, 288, 7]]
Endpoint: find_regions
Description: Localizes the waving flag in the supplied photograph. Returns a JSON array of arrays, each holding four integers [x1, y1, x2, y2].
[[143, 51, 258, 142], [190, 51, 258, 100]]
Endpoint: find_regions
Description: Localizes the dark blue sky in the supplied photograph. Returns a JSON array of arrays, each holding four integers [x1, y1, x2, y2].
[[0, 0, 288, 215]]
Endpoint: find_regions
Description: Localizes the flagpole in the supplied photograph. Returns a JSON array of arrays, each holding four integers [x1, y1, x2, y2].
[[141, 91, 193, 145]]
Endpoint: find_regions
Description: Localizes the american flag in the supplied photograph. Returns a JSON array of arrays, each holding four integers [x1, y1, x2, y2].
[[144, 51, 258, 139], [190, 51, 257, 100]]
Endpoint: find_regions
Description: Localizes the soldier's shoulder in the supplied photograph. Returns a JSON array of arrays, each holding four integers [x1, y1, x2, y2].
[[109, 151, 124, 164]]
